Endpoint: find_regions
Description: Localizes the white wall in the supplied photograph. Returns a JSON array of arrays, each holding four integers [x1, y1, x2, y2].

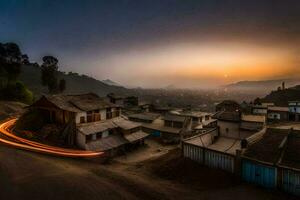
[[100, 109, 106, 120], [268, 113, 281, 119], [253, 108, 267, 115], [218, 120, 240, 139], [289, 106, 300, 113], [76, 131, 86, 149], [75, 112, 87, 124]]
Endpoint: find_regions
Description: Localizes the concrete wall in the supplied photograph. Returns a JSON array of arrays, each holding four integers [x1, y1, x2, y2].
[[253, 108, 267, 115], [75, 112, 87, 124], [76, 131, 86, 149], [218, 120, 240, 139], [100, 109, 106, 120]]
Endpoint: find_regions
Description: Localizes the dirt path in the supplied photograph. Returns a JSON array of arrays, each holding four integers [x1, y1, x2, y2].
[[0, 143, 297, 200]]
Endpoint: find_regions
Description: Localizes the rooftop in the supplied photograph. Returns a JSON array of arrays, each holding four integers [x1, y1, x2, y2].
[[128, 112, 160, 121], [112, 117, 141, 130], [163, 113, 186, 122], [172, 110, 211, 118], [77, 119, 117, 135], [184, 130, 240, 155], [268, 106, 289, 112], [32, 93, 117, 113], [241, 114, 265, 123], [213, 111, 240, 122], [279, 130, 300, 169], [243, 128, 289, 164], [85, 134, 128, 151]]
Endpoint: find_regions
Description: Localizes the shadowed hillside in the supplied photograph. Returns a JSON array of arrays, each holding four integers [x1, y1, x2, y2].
[[20, 64, 129, 97], [224, 79, 300, 95], [261, 85, 300, 106]]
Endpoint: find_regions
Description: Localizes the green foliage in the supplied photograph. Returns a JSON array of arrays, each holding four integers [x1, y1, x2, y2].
[[15, 109, 44, 131], [0, 81, 33, 104], [0, 42, 22, 85], [41, 55, 66, 93]]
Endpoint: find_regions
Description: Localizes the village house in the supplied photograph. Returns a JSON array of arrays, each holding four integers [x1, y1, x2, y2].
[[212, 111, 241, 138], [30, 93, 148, 156], [30, 93, 120, 126], [251, 104, 268, 115], [240, 114, 265, 132], [106, 93, 125, 106], [267, 106, 289, 123], [140, 113, 192, 143], [288, 101, 300, 121], [215, 100, 241, 112]]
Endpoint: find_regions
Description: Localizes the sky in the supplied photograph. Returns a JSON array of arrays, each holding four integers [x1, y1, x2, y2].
[[1, 0, 300, 88]]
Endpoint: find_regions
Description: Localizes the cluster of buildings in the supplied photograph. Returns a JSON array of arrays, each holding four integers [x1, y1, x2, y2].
[[182, 99, 300, 196], [28, 92, 300, 196]]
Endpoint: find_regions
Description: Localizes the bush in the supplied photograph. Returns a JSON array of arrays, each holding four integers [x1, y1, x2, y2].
[[0, 81, 33, 104], [15, 109, 45, 131]]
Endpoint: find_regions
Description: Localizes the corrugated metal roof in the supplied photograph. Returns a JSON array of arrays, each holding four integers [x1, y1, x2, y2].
[[213, 111, 240, 122], [268, 106, 289, 112], [241, 114, 265, 123], [77, 120, 117, 135], [124, 130, 149, 143], [279, 130, 300, 169], [85, 135, 127, 151], [112, 117, 141, 130], [128, 112, 160, 121], [163, 113, 186, 122], [243, 128, 289, 164], [34, 93, 118, 113]]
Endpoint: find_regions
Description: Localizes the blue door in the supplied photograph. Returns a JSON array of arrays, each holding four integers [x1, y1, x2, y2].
[[152, 130, 161, 137], [242, 160, 276, 188]]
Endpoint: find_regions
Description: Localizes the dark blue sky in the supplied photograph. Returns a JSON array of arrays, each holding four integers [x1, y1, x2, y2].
[[1, 0, 300, 88]]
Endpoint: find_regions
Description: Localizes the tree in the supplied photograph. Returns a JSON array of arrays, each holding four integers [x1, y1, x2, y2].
[[41, 56, 66, 93], [253, 97, 261, 105], [59, 79, 66, 92], [1, 43, 22, 84], [21, 54, 30, 65]]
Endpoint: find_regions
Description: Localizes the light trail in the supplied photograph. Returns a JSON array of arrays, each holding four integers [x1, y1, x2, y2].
[[0, 118, 104, 158]]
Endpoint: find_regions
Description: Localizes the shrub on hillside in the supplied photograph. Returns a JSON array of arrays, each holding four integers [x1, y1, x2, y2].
[[15, 110, 44, 131]]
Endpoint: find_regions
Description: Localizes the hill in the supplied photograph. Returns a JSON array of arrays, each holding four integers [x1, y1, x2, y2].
[[102, 79, 122, 87], [19, 64, 130, 98], [224, 79, 300, 95], [261, 85, 300, 106]]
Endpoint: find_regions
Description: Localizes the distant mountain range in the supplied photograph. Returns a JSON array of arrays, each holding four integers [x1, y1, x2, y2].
[[20, 64, 130, 98], [223, 79, 300, 94]]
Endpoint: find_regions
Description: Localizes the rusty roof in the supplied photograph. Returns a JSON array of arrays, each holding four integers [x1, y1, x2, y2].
[[33, 93, 118, 112], [243, 128, 289, 164]]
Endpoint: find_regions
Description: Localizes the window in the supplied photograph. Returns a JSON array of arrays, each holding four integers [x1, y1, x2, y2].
[[87, 111, 93, 122], [165, 120, 172, 127], [80, 116, 85, 123], [102, 131, 109, 138], [173, 121, 183, 128]]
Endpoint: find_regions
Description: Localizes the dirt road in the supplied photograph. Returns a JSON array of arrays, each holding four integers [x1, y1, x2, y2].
[[0, 144, 296, 200]]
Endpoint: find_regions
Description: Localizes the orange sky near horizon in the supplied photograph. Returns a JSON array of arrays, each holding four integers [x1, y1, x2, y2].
[[98, 41, 299, 88]]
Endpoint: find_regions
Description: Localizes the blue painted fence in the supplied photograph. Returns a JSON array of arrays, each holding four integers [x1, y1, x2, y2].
[[282, 169, 300, 196], [242, 159, 276, 189]]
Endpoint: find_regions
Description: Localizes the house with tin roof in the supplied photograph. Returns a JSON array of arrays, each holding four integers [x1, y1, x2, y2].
[[30, 93, 148, 156]]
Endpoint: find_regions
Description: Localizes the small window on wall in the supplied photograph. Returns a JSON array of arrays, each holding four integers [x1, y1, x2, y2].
[[226, 128, 229, 133], [80, 116, 85, 123]]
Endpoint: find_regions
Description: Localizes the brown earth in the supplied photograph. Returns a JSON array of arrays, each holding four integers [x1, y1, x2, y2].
[[0, 143, 297, 200]]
